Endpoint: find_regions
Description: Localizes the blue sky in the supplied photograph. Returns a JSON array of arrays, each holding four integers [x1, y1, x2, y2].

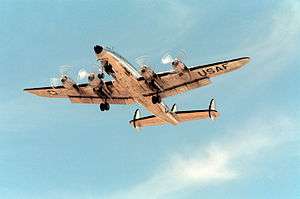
[[0, 0, 299, 198]]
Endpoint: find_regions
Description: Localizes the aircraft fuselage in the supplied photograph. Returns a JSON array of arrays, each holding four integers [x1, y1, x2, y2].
[[103, 49, 178, 125]]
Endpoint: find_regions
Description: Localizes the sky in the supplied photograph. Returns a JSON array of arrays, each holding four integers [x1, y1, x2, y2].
[[0, 0, 299, 199]]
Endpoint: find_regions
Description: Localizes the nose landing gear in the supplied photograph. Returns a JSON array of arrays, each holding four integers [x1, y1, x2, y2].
[[100, 102, 110, 111]]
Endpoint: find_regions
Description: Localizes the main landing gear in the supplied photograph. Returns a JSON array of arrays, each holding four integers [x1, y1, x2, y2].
[[100, 102, 110, 111], [151, 95, 161, 104]]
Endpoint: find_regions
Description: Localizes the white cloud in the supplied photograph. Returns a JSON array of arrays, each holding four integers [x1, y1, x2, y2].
[[104, 115, 298, 199], [240, 0, 300, 81], [147, 0, 200, 46], [163, 0, 197, 38], [10, 115, 298, 199]]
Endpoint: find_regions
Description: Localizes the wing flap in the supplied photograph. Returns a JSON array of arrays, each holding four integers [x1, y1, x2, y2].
[[159, 77, 211, 98], [69, 96, 134, 104]]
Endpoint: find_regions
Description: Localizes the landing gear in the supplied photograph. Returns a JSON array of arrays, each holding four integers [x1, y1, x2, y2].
[[151, 95, 161, 104], [100, 102, 110, 111], [97, 73, 104, 79], [102, 61, 114, 75]]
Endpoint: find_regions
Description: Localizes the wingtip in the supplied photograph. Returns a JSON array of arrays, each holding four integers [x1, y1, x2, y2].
[[23, 88, 37, 95], [23, 88, 32, 92], [243, 56, 251, 62], [23, 87, 40, 92], [237, 56, 251, 66], [209, 98, 219, 120]]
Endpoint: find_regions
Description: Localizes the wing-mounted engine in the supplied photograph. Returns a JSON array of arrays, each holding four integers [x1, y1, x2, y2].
[[87, 73, 103, 88], [60, 75, 76, 89], [161, 51, 191, 80], [87, 72, 112, 98], [139, 65, 164, 91], [77, 68, 111, 98], [57, 75, 81, 94], [49, 65, 81, 94], [171, 59, 189, 75]]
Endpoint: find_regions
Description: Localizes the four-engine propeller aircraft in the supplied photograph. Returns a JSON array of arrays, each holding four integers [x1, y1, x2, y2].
[[24, 45, 250, 128]]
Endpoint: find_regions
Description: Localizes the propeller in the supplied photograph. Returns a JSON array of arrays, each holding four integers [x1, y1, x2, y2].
[[49, 65, 74, 88], [161, 53, 174, 65], [58, 65, 73, 75], [135, 55, 151, 67], [161, 49, 187, 65], [50, 77, 60, 88], [77, 68, 90, 81], [106, 45, 115, 51], [77, 62, 104, 82]]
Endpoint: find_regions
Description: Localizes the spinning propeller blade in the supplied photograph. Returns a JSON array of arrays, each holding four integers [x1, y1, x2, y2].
[[161, 49, 187, 65]]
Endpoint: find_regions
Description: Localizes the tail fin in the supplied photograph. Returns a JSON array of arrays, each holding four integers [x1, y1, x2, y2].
[[132, 109, 141, 131], [208, 99, 217, 120], [171, 104, 177, 113]]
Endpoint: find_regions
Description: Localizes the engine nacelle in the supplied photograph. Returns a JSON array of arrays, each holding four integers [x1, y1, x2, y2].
[[88, 73, 104, 89], [140, 65, 163, 91], [171, 59, 188, 74], [140, 66, 157, 81], [60, 75, 76, 89], [60, 75, 81, 93], [88, 73, 111, 97]]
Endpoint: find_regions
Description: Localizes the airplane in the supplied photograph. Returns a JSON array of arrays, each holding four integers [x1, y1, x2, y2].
[[24, 45, 250, 129]]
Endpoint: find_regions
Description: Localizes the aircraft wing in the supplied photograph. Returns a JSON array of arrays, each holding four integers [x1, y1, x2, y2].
[[158, 57, 250, 80], [150, 57, 250, 98], [24, 81, 135, 104]]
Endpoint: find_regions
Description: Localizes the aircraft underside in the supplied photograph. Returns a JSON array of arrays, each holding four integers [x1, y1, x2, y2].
[[24, 45, 250, 129]]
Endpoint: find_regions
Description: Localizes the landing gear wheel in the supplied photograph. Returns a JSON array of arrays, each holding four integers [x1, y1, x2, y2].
[[157, 96, 161, 103], [97, 73, 104, 79], [104, 102, 110, 111], [152, 96, 157, 104], [100, 103, 106, 111], [151, 95, 161, 104], [100, 103, 110, 111]]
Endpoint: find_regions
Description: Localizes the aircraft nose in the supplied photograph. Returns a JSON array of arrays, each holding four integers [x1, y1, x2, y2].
[[94, 45, 103, 54]]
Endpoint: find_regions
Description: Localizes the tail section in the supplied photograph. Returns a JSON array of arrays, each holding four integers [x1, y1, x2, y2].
[[130, 99, 219, 129], [171, 104, 177, 113]]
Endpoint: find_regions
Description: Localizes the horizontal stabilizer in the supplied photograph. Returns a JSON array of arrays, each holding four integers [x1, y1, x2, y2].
[[130, 99, 219, 128]]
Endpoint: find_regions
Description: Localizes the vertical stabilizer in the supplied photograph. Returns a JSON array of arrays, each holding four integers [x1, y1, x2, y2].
[[208, 99, 217, 120]]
